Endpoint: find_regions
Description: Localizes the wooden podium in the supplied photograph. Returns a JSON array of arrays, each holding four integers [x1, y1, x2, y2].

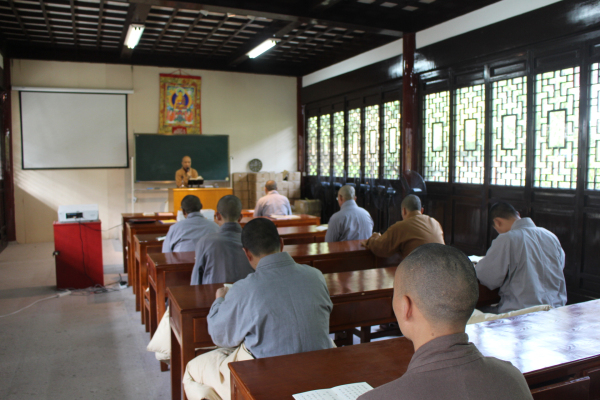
[[168, 188, 233, 213]]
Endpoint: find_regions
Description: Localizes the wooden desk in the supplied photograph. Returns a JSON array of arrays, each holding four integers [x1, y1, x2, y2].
[[169, 188, 233, 214], [285, 241, 401, 273], [126, 221, 174, 295], [241, 209, 254, 218], [239, 214, 320, 228], [278, 225, 327, 245], [230, 300, 600, 400], [121, 212, 174, 274], [147, 251, 196, 337], [134, 233, 166, 326]]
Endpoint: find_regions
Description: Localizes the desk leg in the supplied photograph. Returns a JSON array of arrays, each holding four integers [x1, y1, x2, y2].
[[135, 258, 141, 313], [149, 285, 158, 338], [171, 328, 183, 400], [122, 224, 128, 274]]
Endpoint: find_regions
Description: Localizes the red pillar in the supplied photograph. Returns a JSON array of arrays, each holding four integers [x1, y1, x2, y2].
[[402, 32, 419, 173]]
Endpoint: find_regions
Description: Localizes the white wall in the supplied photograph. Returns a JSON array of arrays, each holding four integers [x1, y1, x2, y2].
[[302, 0, 563, 87], [11, 59, 297, 243]]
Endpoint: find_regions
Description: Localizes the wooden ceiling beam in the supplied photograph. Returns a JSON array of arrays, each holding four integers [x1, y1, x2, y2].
[[192, 15, 227, 54], [69, 0, 78, 47], [6, 0, 30, 42], [151, 8, 178, 53], [96, 0, 105, 48], [119, 3, 151, 59], [173, 10, 207, 51], [128, 0, 403, 37], [207, 16, 255, 58], [39, 1, 56, 46]]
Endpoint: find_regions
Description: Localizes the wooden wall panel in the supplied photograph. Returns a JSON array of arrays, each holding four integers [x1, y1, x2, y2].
[[452, 200, 483, 254], [582, 213, 600, 279]]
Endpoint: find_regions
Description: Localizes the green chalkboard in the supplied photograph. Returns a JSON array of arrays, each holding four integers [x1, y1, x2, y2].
[[135, 134, 229, 182]]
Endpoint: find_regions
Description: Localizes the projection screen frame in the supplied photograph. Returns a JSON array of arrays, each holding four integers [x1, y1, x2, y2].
[[19, 90, 130, 170]]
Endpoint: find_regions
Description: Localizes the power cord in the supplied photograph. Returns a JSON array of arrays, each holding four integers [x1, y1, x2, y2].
[[0, 290, 72, 318]]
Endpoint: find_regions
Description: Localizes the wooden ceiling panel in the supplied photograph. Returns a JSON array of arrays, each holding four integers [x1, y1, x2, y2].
[[0, 0, 502, 76]]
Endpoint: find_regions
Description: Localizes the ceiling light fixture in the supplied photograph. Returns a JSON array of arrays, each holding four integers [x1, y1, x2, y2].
[[247, 39, 279, 59], [125, 24, 145, 49]]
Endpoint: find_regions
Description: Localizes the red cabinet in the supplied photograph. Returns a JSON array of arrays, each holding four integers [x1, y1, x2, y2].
[[53, 221, 104, 289]]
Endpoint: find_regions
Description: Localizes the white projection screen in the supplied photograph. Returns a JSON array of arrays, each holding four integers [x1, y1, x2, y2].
[[20, 91, 128, 169]]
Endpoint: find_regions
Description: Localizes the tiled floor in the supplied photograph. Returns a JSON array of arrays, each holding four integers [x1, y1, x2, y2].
[[0, 240, 170, 400]]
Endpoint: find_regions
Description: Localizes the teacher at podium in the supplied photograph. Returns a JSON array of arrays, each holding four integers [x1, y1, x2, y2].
[[176, 155, 202, 187]]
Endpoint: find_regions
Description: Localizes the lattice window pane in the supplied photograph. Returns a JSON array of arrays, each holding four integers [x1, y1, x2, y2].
[[455, 85, 485, 184], [383, 100, 401, 179], [588, 63, 600, 190], [306, 116, 318, 176], [319, 114, 331, 177], [423, 91, 450, 182], [347, 108, 362, 178], [333, 111, 345, 178], [491, 77, 527, 186], [364, 105, 380, 179], [534, 67, 580, 189]]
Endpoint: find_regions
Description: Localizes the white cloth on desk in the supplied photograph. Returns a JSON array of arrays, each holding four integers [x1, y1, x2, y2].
[[146, 306, 172, 362], [183, 344, 254, 400]]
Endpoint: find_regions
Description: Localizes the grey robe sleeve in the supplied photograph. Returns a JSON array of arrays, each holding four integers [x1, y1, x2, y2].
[[284, 198, 292, 215], [476, 236, 511, 290], [207, 285, 249, 349], [162, 226, 174, 253], [325, 215, 339, 242], [254, 199, 265, 217], [190, 238, 206, 285]]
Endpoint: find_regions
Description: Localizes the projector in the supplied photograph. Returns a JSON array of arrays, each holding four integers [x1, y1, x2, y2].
[[58, 204, 99, 223]]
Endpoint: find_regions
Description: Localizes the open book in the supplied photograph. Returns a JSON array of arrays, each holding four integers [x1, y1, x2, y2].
[[270, 214, 301, 220], [293, 382, 373, 400], [468, 255, 484, 264], [315, 224, 328, 231]]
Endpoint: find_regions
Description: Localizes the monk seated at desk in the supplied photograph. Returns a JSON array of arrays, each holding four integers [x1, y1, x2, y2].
[[148, 195, 254, 361], [362, 194, 444, 259], [254, 180, 292, 217], [475, 202, 567, 314], [183, 218, 334, 400], [325, 185, 373, 242], [358, 244, 532, 400], [162, 195, 218, 253]]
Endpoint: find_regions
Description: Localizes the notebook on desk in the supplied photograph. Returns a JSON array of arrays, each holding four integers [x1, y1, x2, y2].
[[293, 382, 373, 400], [270, 214, 301, 220]]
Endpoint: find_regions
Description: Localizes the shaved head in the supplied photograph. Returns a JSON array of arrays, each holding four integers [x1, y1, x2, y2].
[[217, 195, 242, 222], [395, 243, 478, 327], [182, 156, 191, 162], [401, 195, 421, 212], [338, 185, 355, 201], [265, 180, 277, 191]]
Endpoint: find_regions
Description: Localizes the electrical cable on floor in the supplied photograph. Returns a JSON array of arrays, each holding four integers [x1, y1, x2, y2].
[[0, 291, 71, 318]]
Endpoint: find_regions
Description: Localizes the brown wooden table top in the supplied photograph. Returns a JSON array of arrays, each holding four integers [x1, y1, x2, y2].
[[229, 300, 600, 400], [168, 284, 222, 314], [240, 214, 320, 227], [122, 212, 175, 219], [135, 233, 166, 244], [276, 225, 326, 235], [134, 226, 326, 246], [284, 240, 367, 258], [326, 266, 396, 297], [148, 251, 195, 269]]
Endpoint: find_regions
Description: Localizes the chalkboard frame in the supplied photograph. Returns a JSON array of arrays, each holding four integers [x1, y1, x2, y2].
[[134, 133, 230, 182]]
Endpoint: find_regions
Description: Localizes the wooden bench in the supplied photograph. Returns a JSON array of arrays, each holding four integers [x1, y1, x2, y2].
[[229, 299, 600, 400]]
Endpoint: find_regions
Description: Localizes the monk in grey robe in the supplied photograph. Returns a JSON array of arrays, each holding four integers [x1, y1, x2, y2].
[[190, 195, 254, 285], [183, 218, 333, 400], [162, 195, 218, 253], [148, 195, 253, 363], [358, 244, 532, 400], [254, 180, 292, 217], [326, 185, 373, 242], [475, 202, 566, 314]]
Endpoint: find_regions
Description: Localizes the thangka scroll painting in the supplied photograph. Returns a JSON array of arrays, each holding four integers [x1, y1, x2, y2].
[[158, 73, 201, 135]]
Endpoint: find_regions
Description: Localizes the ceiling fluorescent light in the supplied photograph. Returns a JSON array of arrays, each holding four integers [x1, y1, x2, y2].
[[247, 39, 279, 59], [125, 24, 145, 49]]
